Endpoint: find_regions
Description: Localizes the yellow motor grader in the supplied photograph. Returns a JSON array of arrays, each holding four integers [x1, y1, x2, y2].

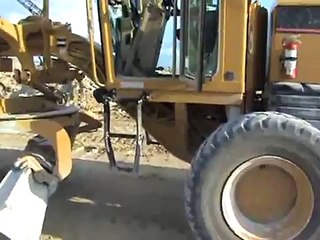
[[1, 0, 320, 239]]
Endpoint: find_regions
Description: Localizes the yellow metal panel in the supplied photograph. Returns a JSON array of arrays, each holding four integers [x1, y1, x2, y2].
[[148, 91, 243, 104], [0, 18, 35, 73], [270, 33, 320, 84], [200, 0, 248, 93], [98, 0, 248, 98], [277, 0, 320, 6], [17, 119, 72, 180]]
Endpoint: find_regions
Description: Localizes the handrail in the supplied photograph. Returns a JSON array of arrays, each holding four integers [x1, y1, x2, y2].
[[86, 0, 101, 87], [196, 0, 206, 92]]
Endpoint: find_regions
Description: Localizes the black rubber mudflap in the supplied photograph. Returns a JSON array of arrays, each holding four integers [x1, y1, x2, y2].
[[268, 82, 320, 129]]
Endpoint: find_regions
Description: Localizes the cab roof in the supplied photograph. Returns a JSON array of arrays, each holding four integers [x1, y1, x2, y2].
[[276, 0, 320, 6]]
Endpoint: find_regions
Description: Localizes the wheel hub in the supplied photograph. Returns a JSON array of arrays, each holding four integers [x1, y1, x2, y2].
[[221, 155, 314, 240]]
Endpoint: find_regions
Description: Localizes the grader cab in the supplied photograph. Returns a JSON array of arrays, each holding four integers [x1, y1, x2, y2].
[[1, 0, 320, 239]]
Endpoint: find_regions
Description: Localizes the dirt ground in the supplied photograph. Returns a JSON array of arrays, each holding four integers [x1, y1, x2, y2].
[[0, 145, 193, 240], [0, 74, 195, 240]]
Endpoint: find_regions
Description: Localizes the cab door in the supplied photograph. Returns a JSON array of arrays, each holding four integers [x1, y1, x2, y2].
[[179, 0, 220, 91]]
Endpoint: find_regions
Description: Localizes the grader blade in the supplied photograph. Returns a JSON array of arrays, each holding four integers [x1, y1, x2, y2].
[[0, 161, 57, 240]]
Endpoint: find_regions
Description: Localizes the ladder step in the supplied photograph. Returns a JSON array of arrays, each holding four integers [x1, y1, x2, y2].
[[103, 97, 145, 174], [110, 133, 136, 139]]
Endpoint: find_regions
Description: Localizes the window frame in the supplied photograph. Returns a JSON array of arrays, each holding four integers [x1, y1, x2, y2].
[[182, 0, 221, 81], [275, 5, 320, 34]]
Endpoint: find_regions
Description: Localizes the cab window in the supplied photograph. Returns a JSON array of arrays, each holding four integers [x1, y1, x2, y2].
[[185, 0, 219, 79]]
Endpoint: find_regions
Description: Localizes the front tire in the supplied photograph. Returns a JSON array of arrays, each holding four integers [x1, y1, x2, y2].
[[185, 112, 320, 240]]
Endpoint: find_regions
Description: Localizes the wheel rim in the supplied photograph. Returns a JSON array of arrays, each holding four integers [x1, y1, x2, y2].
[[221, 155, 314, 240]]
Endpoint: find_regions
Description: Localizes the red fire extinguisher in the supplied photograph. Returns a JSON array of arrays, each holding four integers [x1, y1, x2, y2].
[[282, 35, 302, 79]]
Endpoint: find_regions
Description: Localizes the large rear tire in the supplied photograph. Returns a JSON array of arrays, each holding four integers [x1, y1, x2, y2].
[[185, 112, 320, 240]]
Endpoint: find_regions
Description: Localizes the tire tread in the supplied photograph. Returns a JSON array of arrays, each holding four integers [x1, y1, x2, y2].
[[185, 111, 319, 240]]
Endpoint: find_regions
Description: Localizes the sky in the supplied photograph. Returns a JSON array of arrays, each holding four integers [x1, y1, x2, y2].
[[0, 0, 276, 67]]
